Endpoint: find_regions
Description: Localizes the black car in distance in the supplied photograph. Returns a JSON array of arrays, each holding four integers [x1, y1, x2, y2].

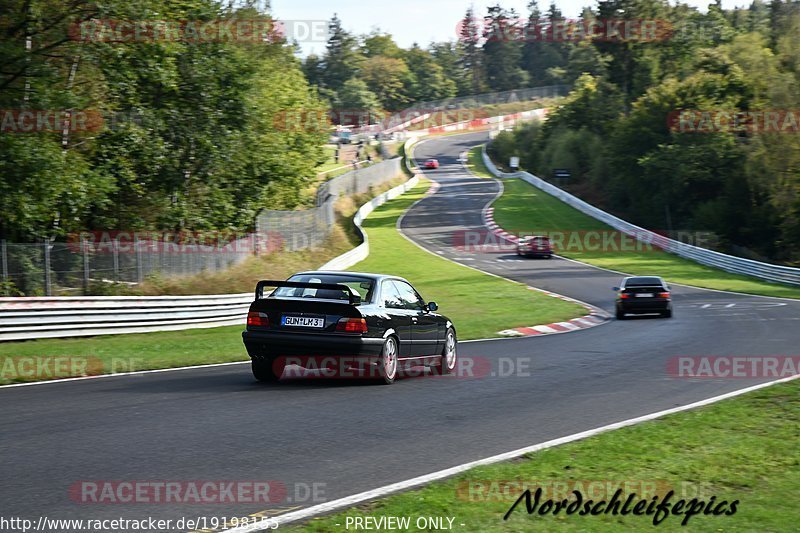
[[242, 271, 457, 384], [614, 276, 673, 319]]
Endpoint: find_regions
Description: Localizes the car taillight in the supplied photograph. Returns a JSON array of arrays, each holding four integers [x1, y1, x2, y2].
[[336, 318, 368, 333], [619, 293, 631, 299], [659, 292, 670, 299], [247, 311, 269, 327]]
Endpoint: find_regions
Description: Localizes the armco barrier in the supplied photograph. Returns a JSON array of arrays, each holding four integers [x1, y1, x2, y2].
[[482, 146, 800, 286], [0, 293, 252, 341]]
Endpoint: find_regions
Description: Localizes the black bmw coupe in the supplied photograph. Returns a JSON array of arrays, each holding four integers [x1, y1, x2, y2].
[[242, 271, 457, 384]]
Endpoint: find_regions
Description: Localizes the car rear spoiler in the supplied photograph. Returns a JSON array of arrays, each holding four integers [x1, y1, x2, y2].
[[255, 280, 361, 305]]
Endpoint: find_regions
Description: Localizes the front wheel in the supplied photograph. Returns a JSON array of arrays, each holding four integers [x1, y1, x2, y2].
[[376, 336, 399, 385]]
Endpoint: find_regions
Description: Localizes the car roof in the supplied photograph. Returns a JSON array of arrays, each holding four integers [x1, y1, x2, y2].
[[294, 271, 409, 284]]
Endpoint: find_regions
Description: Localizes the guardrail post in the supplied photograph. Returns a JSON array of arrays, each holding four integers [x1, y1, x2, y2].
[[1, 239, 7, 283], [112, 237, 119, 283], [43, 241, 51, 296], [81, 236, 90, 295]]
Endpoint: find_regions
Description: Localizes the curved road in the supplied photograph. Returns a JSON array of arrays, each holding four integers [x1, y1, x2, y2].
[[1, 132, 798, 528]]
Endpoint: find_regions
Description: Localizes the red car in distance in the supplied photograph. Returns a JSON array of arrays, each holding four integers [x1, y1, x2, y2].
[[423, 159, 439, 169]]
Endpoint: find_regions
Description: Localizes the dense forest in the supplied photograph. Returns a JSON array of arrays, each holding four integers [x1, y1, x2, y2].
[[483, 0, 800, 264], [3, 0, 800, 266]]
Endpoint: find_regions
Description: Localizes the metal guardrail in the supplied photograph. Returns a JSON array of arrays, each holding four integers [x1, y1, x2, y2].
[[482, 146, 800, 286], [0, 293, 252, 341]]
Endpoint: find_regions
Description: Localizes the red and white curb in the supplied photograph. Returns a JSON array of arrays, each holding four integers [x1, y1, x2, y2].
[[482, 209, 609, 337], [484, 207, 519, 244], [499, 287, 607, 337]]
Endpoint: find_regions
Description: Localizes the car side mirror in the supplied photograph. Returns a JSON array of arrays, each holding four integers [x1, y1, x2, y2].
[[426, 302, 438, 312], [612, 287, 620, 292]]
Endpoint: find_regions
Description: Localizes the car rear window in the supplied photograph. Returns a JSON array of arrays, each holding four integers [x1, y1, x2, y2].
[[625, 277, 663, 287], [272, 275, 375, 302]]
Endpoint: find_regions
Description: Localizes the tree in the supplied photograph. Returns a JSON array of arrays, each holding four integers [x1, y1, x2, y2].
[[362, 31, 402, 58], [360, 56, 411, 110], [458, 6, 485, 94], [336, 78, 381, 121], [321, 14, 364, 92], [482, 5, 528, 91]]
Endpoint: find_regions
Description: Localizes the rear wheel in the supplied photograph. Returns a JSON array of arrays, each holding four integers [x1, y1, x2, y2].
[[662, 309, 673, 318], [616, 309, 626, 320], [252, 358, 283, 382], [376, 336, 398, 385]]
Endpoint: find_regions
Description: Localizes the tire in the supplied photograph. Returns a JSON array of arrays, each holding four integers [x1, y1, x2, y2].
[[616, 309, 626, 320], [252, 358, 283, 382], [662, 309, 673, 318], [376, 336, 399, 385], [432, 328, 457, 376]]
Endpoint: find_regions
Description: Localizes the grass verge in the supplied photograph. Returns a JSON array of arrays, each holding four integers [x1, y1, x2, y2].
[[349, 178, 585, 340], [290, 378, 800, 532], [465, 145, 493, 179], [491, 178, 800, 299]]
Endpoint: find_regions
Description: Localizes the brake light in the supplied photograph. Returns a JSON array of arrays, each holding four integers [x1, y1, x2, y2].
[[247, 311, 269, 327], [336, 318, 368, 333], [619, 293, 631, 299], [658, 292, 671, 299]]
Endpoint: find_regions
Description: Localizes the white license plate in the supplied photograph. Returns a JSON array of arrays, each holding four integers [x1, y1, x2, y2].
[[282, 316, 325, 328], [637, 293, 654, 298]]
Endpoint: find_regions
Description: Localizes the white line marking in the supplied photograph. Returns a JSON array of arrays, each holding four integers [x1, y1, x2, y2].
[[0, 361, 249, 389], [223, 373, 800, 531]]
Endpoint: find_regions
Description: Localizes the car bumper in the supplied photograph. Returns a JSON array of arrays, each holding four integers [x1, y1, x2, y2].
[[519, 249, 552, 256], [242, 330, 385, 360], [617, 300, 671, 313]]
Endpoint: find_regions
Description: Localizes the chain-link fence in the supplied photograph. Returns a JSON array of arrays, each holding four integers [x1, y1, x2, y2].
[[406, 84, 569, 112], [0, 236, 254, 296], [257, 157, 403, 252]]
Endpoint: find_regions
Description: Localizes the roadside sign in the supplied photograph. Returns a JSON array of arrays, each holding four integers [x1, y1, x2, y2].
[[510, 157, 520, 169]]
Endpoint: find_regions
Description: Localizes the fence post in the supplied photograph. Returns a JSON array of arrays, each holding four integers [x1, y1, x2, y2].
[[134, 235, 143, 283], [43, 241, 51, 296], [112, 237, 119, 283], [1, 239, 7, 283], [81, 236, 90, 295]]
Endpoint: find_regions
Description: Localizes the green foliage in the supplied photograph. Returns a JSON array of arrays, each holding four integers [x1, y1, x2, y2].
[[491, 2, 800, 264], [0, 0, 326, 244]]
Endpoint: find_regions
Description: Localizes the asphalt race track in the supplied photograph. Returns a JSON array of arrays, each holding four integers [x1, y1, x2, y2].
[[2, 132, 799, 527]]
